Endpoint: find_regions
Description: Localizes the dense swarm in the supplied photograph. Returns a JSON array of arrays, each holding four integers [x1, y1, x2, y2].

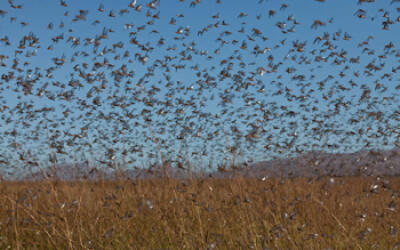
[[0, 0, 399, 178]]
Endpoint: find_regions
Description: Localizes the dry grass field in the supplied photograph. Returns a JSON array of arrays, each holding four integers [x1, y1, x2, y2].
[[0, 176, 399, 249]]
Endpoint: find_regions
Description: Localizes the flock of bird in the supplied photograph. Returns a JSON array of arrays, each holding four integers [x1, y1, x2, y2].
[[0, 0, 400, 177]]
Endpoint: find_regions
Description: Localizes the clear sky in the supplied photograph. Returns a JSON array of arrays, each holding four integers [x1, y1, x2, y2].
[[0, 0, 399, 176]]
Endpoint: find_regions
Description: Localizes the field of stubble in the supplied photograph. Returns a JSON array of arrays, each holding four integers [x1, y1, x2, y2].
[[0, 176, 399, 249]]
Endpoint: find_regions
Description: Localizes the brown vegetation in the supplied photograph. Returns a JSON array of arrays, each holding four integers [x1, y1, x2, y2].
[[0, 176, 399, 249]]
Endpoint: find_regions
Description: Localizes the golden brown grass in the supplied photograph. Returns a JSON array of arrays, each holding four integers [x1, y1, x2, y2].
[[0, 176, 399, 249]]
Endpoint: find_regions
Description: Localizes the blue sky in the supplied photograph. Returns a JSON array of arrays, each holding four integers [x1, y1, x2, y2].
[[0, 0, 400, 175]]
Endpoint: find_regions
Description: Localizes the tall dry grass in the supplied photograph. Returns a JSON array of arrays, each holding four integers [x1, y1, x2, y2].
[[0, 176, 399, 249]]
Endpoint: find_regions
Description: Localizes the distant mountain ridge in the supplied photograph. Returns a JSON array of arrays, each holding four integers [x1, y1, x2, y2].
[[233, 148, 400, 178], [20, 148, 400, 180]]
